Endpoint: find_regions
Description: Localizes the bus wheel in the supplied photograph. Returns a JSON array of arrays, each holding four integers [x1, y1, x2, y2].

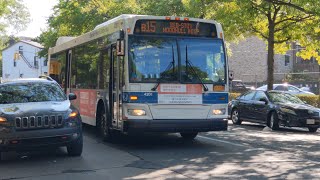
[[180, 132, 198, 140], [99, 108, 113, 142]]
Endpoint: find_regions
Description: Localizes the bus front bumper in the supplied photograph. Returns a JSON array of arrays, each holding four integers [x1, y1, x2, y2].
[[123, 118, 228, 133]]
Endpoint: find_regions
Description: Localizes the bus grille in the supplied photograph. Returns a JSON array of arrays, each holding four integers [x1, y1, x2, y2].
[[15, 115, 64, 130]]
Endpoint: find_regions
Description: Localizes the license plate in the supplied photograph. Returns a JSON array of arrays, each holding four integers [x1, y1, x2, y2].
[[306, 119, 315, 124]]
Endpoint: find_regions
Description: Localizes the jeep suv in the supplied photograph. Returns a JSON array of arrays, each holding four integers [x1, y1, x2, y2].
[[0, 78, 82, 160]]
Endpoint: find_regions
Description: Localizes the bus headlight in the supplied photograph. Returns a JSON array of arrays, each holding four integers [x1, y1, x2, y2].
[[128, 109, 146, 116], [212, 109, 226, 115]]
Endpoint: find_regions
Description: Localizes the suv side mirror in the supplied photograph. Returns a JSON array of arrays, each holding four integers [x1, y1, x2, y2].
[[68, 93, 77, 100]]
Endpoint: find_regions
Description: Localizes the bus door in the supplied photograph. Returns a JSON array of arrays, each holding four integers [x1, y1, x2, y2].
[[110, 45, 123, 129], [65, 49, 72, 93]]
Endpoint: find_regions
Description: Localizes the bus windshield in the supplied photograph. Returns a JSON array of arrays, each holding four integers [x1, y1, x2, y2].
[[128, 36, 226, 84]]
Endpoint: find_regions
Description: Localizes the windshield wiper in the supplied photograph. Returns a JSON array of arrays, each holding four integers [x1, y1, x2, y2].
[[185, 45, 208, 91], [151, 45, 176, 91]]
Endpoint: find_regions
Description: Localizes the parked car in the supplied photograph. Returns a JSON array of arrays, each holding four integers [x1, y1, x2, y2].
[[256, 84, 315, 95], [0, 78, 82, 160], [229, 90, 320, 132], [300, 86, 311, 92], [230, 80, 252, 93]]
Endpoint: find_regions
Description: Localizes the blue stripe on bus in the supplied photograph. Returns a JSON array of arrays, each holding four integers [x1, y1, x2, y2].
[[202, 93, 229, 104], [122, 92, 158, 103], [122, 92, 228, 104]]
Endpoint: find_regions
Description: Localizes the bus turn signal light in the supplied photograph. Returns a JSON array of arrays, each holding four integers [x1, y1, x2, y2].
[[130, 96, 138, 100]]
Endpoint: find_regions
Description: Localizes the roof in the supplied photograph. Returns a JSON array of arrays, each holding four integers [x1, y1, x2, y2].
[[2, 40, 44, 52]]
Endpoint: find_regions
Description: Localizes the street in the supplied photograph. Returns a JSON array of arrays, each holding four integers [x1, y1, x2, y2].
[[0, 121, 319, 180]]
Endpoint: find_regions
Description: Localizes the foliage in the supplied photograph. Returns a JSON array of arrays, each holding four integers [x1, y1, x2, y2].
[[205, 0, 320, 91], [229, 93, 241, 101], [0, 0, 30, 35], [296, 95, 319, 108]]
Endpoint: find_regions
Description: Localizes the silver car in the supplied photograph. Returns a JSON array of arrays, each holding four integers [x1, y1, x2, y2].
[[256, 84, 315, 95]]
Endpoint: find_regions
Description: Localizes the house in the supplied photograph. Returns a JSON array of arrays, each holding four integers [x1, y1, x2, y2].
[[1, 40, 48, 81], [228, 36, 293, 86]]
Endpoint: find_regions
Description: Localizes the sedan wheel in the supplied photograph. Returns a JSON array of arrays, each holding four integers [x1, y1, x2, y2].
[[231, 109, 242, 125], [269, 112, 279, 130], [308, 127, 318, 133]]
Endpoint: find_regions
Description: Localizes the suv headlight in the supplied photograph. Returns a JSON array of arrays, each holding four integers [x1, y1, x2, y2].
[[0, 117, 10, 126], [68, 111, 78, 118], [212, 108, 226, 115], [128, 109, 146, 116]]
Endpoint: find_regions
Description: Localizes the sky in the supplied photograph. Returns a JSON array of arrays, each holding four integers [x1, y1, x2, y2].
[[9, 0, 58, 38]]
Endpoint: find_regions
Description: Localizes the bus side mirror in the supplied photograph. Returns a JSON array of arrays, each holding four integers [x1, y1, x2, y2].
[[229, 71, 234, 81], [116, 39, 125, 56], [117, 29, 125, 56]]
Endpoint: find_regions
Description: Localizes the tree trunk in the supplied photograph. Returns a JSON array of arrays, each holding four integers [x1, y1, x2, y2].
[[267, 23, 275, 91]]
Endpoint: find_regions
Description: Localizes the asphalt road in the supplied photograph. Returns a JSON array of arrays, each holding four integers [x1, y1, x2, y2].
[[0, 121, 319, 180]]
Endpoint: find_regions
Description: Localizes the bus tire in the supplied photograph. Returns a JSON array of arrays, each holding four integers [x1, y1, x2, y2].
[[98, 107, 114, 142], [180, 132, 198, 140]]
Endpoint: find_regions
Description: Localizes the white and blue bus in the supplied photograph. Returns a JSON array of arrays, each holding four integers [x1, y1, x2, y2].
[[48, 14, 229, 141]]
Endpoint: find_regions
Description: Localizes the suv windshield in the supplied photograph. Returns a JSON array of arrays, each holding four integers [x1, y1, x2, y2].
[[128, 36, 226, 84], [268, 92, 304, 104], [0, 82, 67, 104]]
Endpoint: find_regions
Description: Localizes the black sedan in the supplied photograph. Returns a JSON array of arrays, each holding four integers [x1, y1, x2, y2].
[[229, 90, 320, 132]]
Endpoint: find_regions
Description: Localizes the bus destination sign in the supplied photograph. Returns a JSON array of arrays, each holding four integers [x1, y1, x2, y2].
[[134, 20, 217, 38]]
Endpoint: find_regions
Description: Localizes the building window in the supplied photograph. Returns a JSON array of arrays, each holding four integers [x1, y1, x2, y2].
[[19, 46, 23, 55], [285, 55, 290, 66], [34, 56, 38, 68], [44, 60, 48, 66]]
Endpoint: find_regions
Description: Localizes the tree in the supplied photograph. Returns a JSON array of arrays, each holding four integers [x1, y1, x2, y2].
[[205, 0, 320, 90], [0, 0, 30, 35]]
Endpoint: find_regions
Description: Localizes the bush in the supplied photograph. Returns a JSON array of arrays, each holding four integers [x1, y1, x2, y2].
[[296, 95, 319, 108], [229, 93, 241, 101]]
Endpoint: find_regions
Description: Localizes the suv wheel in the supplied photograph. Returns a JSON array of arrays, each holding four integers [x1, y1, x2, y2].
[[67, 135, 83, 156], [180, 132, 198, 140], [308, 127, 318, 133]]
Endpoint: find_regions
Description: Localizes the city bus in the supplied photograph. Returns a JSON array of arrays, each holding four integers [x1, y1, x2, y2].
[[48, 14, 229, 141]]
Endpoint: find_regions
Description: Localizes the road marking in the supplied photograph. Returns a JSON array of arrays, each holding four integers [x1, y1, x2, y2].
[[197, 135, 248, 148]]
